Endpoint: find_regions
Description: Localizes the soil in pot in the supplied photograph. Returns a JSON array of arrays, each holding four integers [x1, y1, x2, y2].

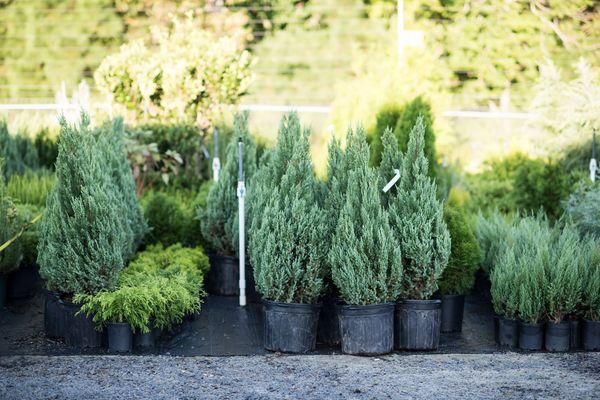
[[44, 290, 64, 339], [7, 264, 40, 300], [263, 300, 320, 353], [317, 295, 340, 347], [570, 319, 582, 351], [62, 300, 103, 348], [395, 299, 442, 351], [339, 303, 394, 355], [498, 317, 518, 349], [519, 321, 544, 351], [108, 322, 133, 353], [0, 274, 6, 309], [440, 294, 465, 333], [582, 320, 600, 351], [545, 321, 570, 352]]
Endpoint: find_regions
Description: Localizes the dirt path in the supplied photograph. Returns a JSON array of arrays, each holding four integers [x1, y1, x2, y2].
[[1, 352, 598, 399]]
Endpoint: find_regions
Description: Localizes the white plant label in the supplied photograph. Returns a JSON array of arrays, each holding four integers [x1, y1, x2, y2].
[[382, 169, 401, 193], [212, 157, 221, 182]]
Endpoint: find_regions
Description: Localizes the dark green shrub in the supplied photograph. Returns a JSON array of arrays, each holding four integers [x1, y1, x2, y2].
[[0, 163, 22, 275], [438, 189, 482, 296], [387, 116, 450, 300], [394, 96, 437, 178], [7, 170, 55, 207], [328, 126, 403, 305], [95, 119, 147, 259], [368, 104, 401, 166], [249, 113, 326, 304], [37, 116, 125, 294], [142, 191, 188, 247], [34, 128, 59, 170], [200, 113, 257, 256]]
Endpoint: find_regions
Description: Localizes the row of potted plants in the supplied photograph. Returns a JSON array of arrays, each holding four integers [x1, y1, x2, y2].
[[486, 213, 600, 352]]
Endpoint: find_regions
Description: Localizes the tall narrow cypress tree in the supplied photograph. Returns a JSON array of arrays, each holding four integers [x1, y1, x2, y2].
[[378, 127, 403, 207], [200, 112, 257, 256], [95, 118, 147, 259], [328, 127, 403, 305], [388, 116, 450, 300], [248, 113, 326, 304], [38, 116, 126, 294]]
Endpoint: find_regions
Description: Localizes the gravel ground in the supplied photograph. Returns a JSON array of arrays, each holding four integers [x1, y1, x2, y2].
[[1, 352, 598, 399]]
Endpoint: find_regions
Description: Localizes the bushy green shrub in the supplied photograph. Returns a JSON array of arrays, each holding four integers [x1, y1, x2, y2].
[[249, 113, 326, 304], [38, 116, 125, 294], [328, 127, 403, 305], [582, 239, 600, 321], [563, 180, 600, 238], [142, 190, 192, 247], [368, 104, 401, 166], [546, 222, 585, 323], [15, 204, 43, 268], [7, 170, 55, 207], [475, 210, 514, 274], [0, 163, 22, 275], [378, 127, 403, 207], [95, 119, 147, 259], [387, 116, 450, 300], [438, 189, 482, 296], [34, 128, 59, 170], [200, 112, 257, 256]]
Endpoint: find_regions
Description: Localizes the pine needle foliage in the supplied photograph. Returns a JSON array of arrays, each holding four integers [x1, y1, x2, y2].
[[438, 191, 482, 296], [200, 112, 257, 256], [475, 210, 515, 275], [38, 116, 125, 294], [248, 113, 326, 304], [328, 127, 403, 305], [545, 222, 585, 322], [0, 162, 22, 275], [388, 116, 450, 300], [95, 118, 147, 259], [378, 127, 403, 207]]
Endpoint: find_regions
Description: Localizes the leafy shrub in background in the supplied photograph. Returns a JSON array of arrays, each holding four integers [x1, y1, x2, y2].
[[438, 189, 482, 296], [249, 113, 327, 304], [563, 180, 600, 239], [368, 104, 401, 166], [387, 116, 450, 300], [200, 113, 257, 256], [0, 122, 40, 180], [142, 191, 189, 248], [38, 116, 125, 294], [7, 170, 55, 207], [475, 210, 514, 275], [546, 222, 585, 323], [15, 204, 43, 269], [328, 127, 403, 305], [34, 128, 59, 170], [96, 119, 147, 259], [0, 163, 22, 275]]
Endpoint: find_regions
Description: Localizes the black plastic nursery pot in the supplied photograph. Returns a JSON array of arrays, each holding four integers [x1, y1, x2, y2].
[[493, 315, 500, 344], [134, 331, 155, 349], [263, 300, 321, 353], [519, 321, 544, 351], [582, 320, 600, 351], [570, 319, 582, 350], [440, 294, 465, 333], [206, 254, 259, 300], [0, 274, 6, 309], [44, 290, 64, 339], [339, 303, 394, 355], [498, 317, 518, 349], [7, 264, 40, 300], [395, 299, 442, 351], [62, 300, 103, 348], [317, 295, 340, 347], [545, 321, 570, 352], [108, 322, 133, 353]]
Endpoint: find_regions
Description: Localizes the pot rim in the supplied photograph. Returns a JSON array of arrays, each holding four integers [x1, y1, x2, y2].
[[109, 322, 133, 328], [399, 299, 442, 305], [519, 320, 545, 328], [546, 320, 570, 327], [263, 299, 322, 309]]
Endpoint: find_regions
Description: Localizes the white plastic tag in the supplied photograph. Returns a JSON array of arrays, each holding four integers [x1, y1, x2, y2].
[[382, 169, 401, 193]]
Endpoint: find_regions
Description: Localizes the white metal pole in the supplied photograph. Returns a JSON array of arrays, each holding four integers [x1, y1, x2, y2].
[[212, 127, 220, 182], [590, 130, 597, 182], [237, 138, 246, 306]]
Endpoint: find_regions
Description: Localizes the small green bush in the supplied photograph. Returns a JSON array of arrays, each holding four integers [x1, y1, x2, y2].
[[38, 116, 125, 294], [387, 116, 450, 300], [438, 189, 482, 296], [249, 113, 326, 304], [200, 112, 257, 256], [475, 210, 514, 275], [328, 127, 403, 305], [0, 164, 22, 275], [368, 104, 401, 166], [546, 222, 584, 323], [7, 170, 55, 207], [142, 191, 191, 247]]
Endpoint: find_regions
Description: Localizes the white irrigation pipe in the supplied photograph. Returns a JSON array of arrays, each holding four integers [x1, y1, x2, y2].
[[237, 138, 247, 307]]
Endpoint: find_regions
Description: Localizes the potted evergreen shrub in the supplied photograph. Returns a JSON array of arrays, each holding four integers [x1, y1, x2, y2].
[[384, 118, 451, 350], [438, 188, 482, 333], [248, 113, 326, 353], [200, 112, 257, 296], [490, 245, 520, 349], [37, 116, 128, 348], [582, 239, 600, 351], [545, 223, 584, 352], [328, 127, 403, 355], [0, 162, 23, 309]]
